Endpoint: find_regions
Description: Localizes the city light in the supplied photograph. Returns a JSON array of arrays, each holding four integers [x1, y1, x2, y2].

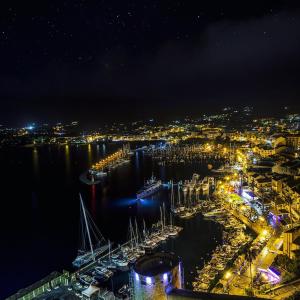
[[146, 277, 152, 285], [2, 0, 300, 298], [135, 273, 139, 281], [262, 229, 268, 236], [225, 271, 232, 280]]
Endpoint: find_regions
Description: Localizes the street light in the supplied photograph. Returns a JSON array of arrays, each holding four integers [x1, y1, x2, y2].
[[225, 271, 232, 280]]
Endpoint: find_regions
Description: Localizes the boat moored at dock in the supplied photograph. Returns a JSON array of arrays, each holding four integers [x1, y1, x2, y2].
[[136, 175, 162, 199]]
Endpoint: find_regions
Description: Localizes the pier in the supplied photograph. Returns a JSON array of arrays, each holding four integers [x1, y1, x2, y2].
[[90, 144, 130, 172], [80, 144, 131, 185]]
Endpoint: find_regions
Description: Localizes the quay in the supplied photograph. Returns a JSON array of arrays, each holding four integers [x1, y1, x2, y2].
[[80, 144, 131, 185], [90, 144, 130, 173]]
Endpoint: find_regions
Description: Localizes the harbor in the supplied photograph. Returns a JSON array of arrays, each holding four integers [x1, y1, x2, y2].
[[7, 138, 285, 299], [3, 142, 226, 298]]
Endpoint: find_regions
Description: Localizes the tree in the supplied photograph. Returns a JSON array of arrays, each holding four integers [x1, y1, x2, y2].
[[246, 248, 256, 295]]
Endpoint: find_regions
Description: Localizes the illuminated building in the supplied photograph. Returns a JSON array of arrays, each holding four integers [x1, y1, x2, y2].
[[132, 252, 182, 300], [283, 225, 300, 259]]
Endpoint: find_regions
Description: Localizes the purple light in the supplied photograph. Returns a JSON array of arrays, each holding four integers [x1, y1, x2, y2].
[[163, 273, 168, 281], [146, 277, 152, 285], [258, 268, 280, 284], [135, 273, 139, 281], [268, 268, 280, 280]]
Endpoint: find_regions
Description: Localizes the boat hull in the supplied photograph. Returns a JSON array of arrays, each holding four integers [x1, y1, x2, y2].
[[136, 182, 162, 199]]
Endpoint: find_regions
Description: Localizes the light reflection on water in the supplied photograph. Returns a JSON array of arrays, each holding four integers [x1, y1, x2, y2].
[[87, 143, 92, 166], [65, 144, 71, 178], [32, 147, 39, 178], [91, 184, 97, 218], [111, 197, 159, 208]]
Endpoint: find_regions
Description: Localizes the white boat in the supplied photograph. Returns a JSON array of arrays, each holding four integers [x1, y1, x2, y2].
[[113, 259, 128, 267], [137, 175, 162, 199], [95, 267, 113, 278], [203, 209, 226, 217], [180, 210, 194, 219]]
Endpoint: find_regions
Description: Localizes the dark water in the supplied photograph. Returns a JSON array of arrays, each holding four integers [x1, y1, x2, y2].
[[0, 143, 222, 298]]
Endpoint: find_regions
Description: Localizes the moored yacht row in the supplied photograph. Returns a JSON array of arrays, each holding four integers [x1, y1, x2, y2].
[[192, 197, 252, 293], [170, 174, 216, 219], [193, 227, 251, 292]]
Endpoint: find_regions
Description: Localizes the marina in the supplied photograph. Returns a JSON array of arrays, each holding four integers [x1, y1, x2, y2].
[[148, 143, 229, 165], [1, 142, 225, 298], [169, 173, 216, 219], [4, 3, 300, 298], [70, 190, 185, 296]]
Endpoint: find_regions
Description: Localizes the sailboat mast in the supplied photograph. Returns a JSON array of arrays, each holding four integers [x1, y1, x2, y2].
[[135, 218, 139, 247], [79, 193, 94, 259], [108, 240, 111, 261], [170, 181, 173, 209], [129, 219, 134, 250], [143, 219, 146, 238], [163, 202, 166, 229], [160, 206, 163, 231]]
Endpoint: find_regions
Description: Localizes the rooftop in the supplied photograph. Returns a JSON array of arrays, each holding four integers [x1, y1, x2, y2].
[[134, 252, 179, 277]]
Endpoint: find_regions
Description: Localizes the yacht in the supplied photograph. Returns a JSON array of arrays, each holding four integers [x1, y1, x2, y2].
[[136, 175, 162, 199], [73, 194, 109, 268]]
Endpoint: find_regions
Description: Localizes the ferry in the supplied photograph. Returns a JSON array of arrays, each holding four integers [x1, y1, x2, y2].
[[136, 176, 162, 199]]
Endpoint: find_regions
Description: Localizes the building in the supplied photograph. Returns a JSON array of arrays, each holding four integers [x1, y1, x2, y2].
[[7, 271, 70, 300], [132, 252, 182, 300], [253, 144, 286, 158], [201, 128, 223, 140], [272, 160, 300, 177], [268, 134, 286, 148], [283, 225, 300, 259], [286, 134, 300, 150]]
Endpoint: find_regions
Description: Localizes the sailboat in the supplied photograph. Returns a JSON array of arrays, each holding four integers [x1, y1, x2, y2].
[[168, 212, 179, 237], [73, 194, 109, 268], [170, 182, 185, 214]]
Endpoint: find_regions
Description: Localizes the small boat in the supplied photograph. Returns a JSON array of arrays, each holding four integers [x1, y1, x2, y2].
[[113, 259, 128, 267], [203, 209, 226, 218], [95, 267, 113, 278]]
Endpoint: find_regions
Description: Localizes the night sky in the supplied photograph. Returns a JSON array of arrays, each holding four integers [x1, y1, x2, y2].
[[1, 1, 300, 125]]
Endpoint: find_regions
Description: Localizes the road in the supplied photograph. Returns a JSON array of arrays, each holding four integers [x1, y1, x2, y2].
[[265, 279, 300, 299], [213, 192, 284, 296]]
